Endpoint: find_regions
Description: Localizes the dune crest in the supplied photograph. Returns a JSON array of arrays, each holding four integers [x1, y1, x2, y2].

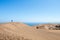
[[0, 22, 32, 40]]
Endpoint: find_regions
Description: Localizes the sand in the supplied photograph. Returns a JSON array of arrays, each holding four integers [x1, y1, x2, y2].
[[0, 22, 60, 40]]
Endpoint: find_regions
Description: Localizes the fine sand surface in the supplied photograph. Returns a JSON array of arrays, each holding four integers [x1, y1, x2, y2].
[[0, 22, 60, 40]]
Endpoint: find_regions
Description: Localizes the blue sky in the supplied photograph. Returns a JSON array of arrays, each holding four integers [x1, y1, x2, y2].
[[0, 0, 60, 23]]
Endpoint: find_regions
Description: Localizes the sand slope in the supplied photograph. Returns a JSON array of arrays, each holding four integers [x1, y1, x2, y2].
[[0, 22, 60, 40], [34, 24, 60, 30]]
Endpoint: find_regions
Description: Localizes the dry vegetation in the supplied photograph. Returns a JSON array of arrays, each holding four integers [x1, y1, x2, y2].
[[0, 32, 31, 40], [35, 24, 60, 30]]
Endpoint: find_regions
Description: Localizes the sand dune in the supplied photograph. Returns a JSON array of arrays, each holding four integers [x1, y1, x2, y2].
[[34, 24, 60, 30], [0, 22, 60, 40]]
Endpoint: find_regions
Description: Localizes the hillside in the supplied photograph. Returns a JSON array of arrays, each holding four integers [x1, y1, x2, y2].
[[34, 24, 60, 30], [0, 22, 60, 40]]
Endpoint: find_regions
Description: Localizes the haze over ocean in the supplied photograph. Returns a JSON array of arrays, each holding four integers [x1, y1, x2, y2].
[[0, 0, 60, 23]]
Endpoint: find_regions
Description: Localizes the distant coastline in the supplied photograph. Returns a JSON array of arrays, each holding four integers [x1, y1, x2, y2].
[[25, 22, 60, 26], [24, 23, 48, 26]]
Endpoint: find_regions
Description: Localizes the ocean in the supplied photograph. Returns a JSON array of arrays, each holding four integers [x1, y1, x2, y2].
[[24, 23, 47, 26], [25, 22, 60, 26]]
